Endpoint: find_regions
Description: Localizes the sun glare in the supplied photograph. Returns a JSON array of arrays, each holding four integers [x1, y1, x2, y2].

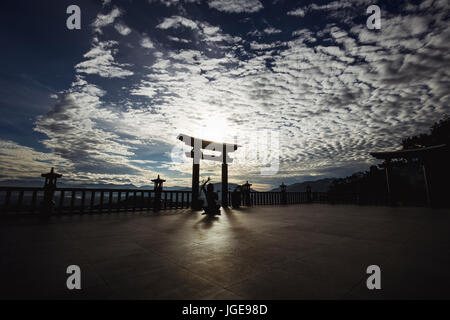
[[200, 116, 229, 142]]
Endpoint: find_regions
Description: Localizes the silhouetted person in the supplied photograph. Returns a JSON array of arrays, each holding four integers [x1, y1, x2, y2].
[[231, 185, 242, 208], [201, 177, 221, 215]]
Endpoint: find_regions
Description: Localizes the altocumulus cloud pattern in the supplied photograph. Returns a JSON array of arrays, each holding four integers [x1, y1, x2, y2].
[[0, 0, 449, 190]]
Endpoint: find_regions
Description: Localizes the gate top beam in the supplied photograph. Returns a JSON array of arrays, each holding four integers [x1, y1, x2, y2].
[[177, 134, 239, 152]]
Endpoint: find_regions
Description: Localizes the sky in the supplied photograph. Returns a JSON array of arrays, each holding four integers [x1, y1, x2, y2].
[[0, 0, 449, 190]]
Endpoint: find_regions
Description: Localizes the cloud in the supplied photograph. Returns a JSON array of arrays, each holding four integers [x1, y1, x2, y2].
[[114, 22, 132, 36], [148, 0, 201, 6], [287, 8, 306, 17], [264, 27, 282, 35], [92, 7, 122, 34], [75, 39, 134, 78], [0, 140, 73, 182], [140, 36, 155, 48], [208, 0, 263, 13], [12, 0, 450, 189], [156, 16, 199, 30], [32, 79, 161, 186]]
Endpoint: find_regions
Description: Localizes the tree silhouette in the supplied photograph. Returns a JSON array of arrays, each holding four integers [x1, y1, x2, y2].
[[328, 114, 450, 206], [402, 114, 450, 149]]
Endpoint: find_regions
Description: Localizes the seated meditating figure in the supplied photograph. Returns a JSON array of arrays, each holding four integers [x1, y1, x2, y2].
[[201, 177, 221, 215]]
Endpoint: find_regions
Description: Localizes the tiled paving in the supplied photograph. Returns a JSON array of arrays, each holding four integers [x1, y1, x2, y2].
[[1, 204, 450, 299]]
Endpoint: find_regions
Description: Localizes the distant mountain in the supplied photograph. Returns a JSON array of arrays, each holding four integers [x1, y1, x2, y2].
[[270, 178, 334, 192], [0, 179, 246, 192]]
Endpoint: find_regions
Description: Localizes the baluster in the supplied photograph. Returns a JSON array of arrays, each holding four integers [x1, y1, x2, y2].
[[117, 192, 122, 211], [18, 190, 24, 211], [125, 192, 129, 211], [175, 192, 179, 209], [147, 191, 152, 210], [80, 191, 86, 213], [90, 191, 95, 213], [5, 190, 11, 212], [140, 191, 144, 211], [99, 191, 104, 213], [164, 192, 168, 209], [31, 190, 37, 213], [108, 191, 113, 213], [70, 191, 75, 213], [181, 192, 184, 208], [59, 190, 65, 212], [133, 191, 137, 212]]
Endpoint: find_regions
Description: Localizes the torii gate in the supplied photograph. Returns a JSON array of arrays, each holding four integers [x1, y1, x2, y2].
[[178, 134, 239, 209]]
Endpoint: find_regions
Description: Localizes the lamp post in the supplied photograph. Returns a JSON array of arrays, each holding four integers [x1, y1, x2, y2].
[[242, 181, 252, 206], [151, 175, 166, 211]]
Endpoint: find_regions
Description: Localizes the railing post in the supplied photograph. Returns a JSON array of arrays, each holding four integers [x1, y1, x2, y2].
[[133, 191, 137, 212], [164, 192, 168, 209], [148, 191, 152, 210], [31, 190, 37, 213], [280, 183, 287, 205], [100, 191, 104, 213], [306, 185, 312, 204], [81, 191, 86, 213], [125, 191, 129, 211], [4, 190, 11, 212], [70, 191, 75, 213], [17, 190, 24, 211], [90, 191, 95, 213], [59, 190, 65, 213], [181, 192, 184, 208], [117, 192, 122, 212], [108, 191, 113, 213]]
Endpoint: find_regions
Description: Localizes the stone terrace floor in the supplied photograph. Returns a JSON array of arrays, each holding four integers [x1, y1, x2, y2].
[[1, 204, 450, 300]]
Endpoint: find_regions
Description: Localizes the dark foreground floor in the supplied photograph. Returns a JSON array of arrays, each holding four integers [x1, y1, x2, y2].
[[1, 204, 450, 300]]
